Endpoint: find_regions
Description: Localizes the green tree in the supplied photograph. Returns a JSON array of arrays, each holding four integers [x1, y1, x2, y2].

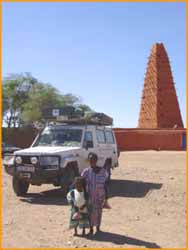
[[59, 93, 80, 106], [77, 104, 92, 113], [3, 73, 37, 127], [3, 73, 92, 127], [21, 82, 63, 124]]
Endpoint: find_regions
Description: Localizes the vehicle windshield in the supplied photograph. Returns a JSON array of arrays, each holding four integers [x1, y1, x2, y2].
[[33, 128, 83, 147]]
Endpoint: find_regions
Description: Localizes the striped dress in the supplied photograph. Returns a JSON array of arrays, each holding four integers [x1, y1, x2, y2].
[[81, 167, 108, 227]]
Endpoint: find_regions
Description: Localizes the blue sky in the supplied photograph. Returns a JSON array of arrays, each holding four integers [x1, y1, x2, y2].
[[3, 2, 186, 127]]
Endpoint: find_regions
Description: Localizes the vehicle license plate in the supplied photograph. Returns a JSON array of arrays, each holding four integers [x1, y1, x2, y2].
[[20, 172, 31, 178], [17, 165, 35, 172]]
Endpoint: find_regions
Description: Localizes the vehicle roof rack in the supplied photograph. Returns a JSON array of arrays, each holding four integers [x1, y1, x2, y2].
[[42, 108, 113, 126]]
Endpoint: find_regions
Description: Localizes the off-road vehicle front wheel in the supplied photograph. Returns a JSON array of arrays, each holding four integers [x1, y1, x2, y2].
[[12, 177, 29, 196], [60, 164, 79, 196]]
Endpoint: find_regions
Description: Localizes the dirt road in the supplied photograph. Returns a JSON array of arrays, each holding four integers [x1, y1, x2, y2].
[[3, 151, 186, 248]]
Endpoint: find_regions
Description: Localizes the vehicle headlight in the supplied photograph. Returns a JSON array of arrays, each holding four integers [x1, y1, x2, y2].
[[3, 155, 15, 165], [40, 156, 59, 167], [31, 157, 38, 165], [15, 156, 22, 164]]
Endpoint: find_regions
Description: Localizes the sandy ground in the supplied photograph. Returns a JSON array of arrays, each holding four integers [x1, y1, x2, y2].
[[2, 151, 186, 248]]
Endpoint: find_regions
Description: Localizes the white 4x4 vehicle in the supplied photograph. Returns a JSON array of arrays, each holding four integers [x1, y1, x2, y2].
[[11, 122, 119, 196]]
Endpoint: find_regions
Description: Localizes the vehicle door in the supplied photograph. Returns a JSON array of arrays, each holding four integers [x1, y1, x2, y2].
[[79, 130, 95, 173], [95, 128, 108, 167], [104, 129, 118, 167]]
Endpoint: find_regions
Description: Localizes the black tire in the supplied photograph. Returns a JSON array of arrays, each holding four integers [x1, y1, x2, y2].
[[60, 183, 69, 197], [104, 162, 112, 182], [60, 165, 79, 196], [5, 165, 14, 176], [12, 177, 29, 196]]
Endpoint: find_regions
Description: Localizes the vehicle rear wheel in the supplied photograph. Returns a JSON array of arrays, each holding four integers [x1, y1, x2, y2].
[[12, 177, 29, 196], [104, 161, 112, 182], [60, 184, 69, 197]]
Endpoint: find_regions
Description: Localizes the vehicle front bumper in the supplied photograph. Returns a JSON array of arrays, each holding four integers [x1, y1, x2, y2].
[[14, 164, 64, 185]]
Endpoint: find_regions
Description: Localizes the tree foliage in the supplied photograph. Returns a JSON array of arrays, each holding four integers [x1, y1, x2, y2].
[[3, 73, 92, 127], [3, 73, 37, 127]]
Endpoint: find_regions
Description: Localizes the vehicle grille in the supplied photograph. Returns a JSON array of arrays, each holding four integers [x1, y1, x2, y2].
[[20, 156, 39, 164]]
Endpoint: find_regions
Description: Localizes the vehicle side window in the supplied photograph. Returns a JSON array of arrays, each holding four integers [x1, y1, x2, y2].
[[105, 130, 115, 144], [96, 130, 106, 144], [83, 131, 93, 148]]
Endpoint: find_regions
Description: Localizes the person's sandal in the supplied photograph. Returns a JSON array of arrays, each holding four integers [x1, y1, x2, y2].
[[95, 226, 101, 235], [73, 228, 78, 236], [87, 228, 94, 236]]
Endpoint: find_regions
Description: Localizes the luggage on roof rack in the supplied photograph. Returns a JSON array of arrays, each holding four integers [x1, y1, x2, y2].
[[42, 108, 113, 126], [43, 107, 84, 119], [84, 112, 113, 125]]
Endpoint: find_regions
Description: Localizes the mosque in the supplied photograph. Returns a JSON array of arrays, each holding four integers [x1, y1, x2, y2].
[[114, 43, 186, 151]]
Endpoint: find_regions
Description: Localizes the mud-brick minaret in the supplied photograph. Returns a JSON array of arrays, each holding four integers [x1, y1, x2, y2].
[[138, 43, 183, 128]]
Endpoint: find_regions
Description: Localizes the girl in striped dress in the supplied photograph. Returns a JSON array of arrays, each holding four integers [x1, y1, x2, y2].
[[81, 153, 109, 235]]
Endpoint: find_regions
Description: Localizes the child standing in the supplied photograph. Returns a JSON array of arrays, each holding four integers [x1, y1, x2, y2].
[[67, 177, 90, 236]]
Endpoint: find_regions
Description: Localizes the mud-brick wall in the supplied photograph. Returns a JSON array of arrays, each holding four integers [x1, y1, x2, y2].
[[3, 127, 186, 151], [113, 128, 186, 151], [3, 127, 38, 148]]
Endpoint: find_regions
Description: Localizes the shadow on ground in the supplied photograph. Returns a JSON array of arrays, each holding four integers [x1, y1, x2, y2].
[[85, 231, 161, 248], [20, 188, 68, 205], [20, 179, 162, 205], [109, 179, 162, 198]]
